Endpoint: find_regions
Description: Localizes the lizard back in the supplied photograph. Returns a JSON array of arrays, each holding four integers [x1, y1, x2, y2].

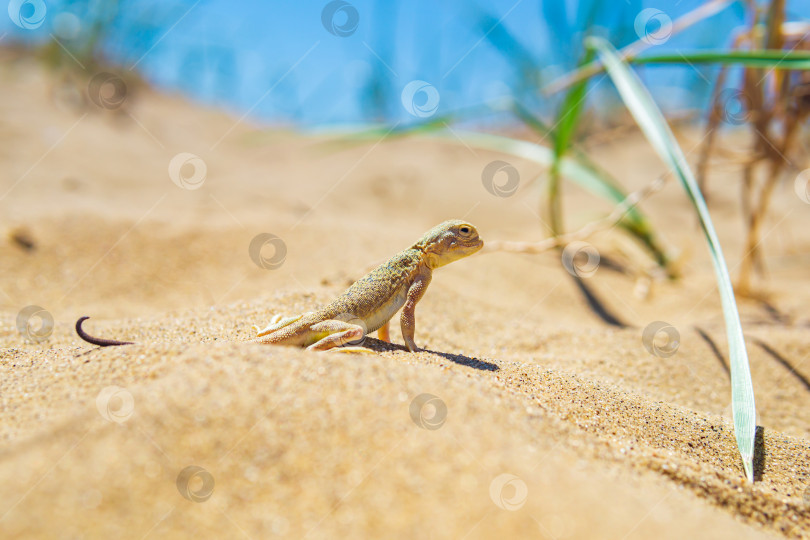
[[319, 248, 424, 331]]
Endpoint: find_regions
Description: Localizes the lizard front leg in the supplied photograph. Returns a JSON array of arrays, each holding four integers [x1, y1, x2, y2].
[[400, 268, 432, 352]]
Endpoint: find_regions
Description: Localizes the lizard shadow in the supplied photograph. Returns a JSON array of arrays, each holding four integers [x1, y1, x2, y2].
[[424, 348, 500, 371], [360, 338, 499, 372]]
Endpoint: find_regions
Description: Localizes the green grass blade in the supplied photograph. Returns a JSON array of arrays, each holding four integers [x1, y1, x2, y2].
[[553, 50, 596, 161], [490, 105, 673, 271], [547, 48, 597, 236], [587, 36, 757, 482], [632, 49, 810, 69]]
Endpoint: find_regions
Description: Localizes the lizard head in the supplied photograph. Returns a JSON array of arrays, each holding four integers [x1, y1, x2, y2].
[[416, 220, 484, 268]]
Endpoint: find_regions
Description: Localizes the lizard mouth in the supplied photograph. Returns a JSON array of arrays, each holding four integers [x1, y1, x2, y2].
[[461, 238, 484, 252], [430, 236, 484, 267]]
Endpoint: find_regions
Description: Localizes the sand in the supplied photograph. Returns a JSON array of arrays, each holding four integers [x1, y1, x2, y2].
[[1, 58, 810, 539]]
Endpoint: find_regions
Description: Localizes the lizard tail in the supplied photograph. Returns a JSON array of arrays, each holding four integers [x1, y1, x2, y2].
[[75, 317, 135, 347]]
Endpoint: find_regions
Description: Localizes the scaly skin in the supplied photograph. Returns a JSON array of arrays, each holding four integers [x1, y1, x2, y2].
[[251, 219, 483, 352], [75, 220, 483, 353]]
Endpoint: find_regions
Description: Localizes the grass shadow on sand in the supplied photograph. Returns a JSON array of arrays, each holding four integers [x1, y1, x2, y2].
[[569, 273, 627, 328], [754, 339, 810, 392], [694, 326, 730, 378], [753, 425, 766, 482]]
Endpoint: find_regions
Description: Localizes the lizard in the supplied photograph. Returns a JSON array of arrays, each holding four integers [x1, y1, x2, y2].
[[75, 219, 484, 353]]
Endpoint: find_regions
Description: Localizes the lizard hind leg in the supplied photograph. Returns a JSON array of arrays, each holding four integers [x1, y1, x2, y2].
[[305, 320, 374, 353], [255, 314, 305, 337]]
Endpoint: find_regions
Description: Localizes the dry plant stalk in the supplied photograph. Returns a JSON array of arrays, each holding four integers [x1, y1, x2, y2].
[[698, 7, 810, 297], [543, 0, 736, 95]]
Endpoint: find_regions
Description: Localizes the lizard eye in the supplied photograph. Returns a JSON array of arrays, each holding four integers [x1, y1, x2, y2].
[[459, 226, 472, 235]]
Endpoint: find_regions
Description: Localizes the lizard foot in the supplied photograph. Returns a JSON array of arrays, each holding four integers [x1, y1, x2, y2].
[[255, 314, 304, 337]]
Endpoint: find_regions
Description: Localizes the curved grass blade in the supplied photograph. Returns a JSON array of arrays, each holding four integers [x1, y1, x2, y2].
[[587, 36, 757, 481]]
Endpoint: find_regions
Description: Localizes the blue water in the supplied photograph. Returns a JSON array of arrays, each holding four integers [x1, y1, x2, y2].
[[3, 0, 808, 127]]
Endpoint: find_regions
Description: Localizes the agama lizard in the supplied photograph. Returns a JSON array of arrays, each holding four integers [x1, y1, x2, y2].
[[76, 220, 484, 353]]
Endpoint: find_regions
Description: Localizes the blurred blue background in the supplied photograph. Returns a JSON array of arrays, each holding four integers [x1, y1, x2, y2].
[[3, 0, 809, 127]]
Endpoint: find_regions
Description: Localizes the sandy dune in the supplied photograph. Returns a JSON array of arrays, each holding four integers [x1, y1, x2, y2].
[[2, 60, 810, 538]]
